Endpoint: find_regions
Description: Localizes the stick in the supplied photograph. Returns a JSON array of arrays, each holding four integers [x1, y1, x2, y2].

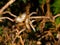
[[0, 17, 14, 22], [30, 16, 50, 19], [0, 0, 15, 14], [3, 11, 17, 18]]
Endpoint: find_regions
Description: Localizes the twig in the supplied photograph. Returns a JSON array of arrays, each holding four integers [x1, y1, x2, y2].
[[0, 17, 14, 22], [30, 20, 36, 32], [16, 28, 26, 35], [25, 19, 30, 30], [30, 16, 50, 19], [0, 0, 15, 14], [41, 0, 45, 15], [39, 19, 46, 32], [3, 11, 17, 18], [19, 36, 24, 45], [12, 28, 25, 44], [29, 12, 37, 16], [53, 14, 60, 21]]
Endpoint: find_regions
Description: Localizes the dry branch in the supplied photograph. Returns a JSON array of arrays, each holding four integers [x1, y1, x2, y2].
[[29, 12, 37, 16], [30, 16, 50, 19], [30, 20, 36, 31], [25, 19, 30, 30], [0, 17, 14, 22], [3, 11, 17, 18], [0, 0, 15, 14], [53, 14, 60, 21], [12, 28, 25, 45]]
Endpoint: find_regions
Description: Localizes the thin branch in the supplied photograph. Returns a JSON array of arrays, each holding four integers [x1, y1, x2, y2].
[[41, 0, 45, 15], [53, 14, 60, 21], [12, 28, 25, 44], [29, 12, 37, 16], [30, 16, 50, 19], [31, 20, 35, 22], [3, 11, 17, 18], [0, 17, 14, 22], [16, 28, 26, 34], [0, 0, 15, 14], [25, 19, 30, 30], [39, 19, 46, 32], [30, 20, 36, 32], [19, 36, 24, 45]]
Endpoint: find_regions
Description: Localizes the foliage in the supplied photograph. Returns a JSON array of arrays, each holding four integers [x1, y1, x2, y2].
[[0, 0, 60, 45], [55, 16, 60, 25], [51, 0, 60, 15]]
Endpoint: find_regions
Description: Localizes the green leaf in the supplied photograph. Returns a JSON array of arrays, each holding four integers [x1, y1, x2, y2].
[[51, 0, 60, 14], [55, 17, 60, 25]]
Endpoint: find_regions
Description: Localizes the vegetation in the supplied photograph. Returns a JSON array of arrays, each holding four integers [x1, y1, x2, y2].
[[0, 0, 60, 45]]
